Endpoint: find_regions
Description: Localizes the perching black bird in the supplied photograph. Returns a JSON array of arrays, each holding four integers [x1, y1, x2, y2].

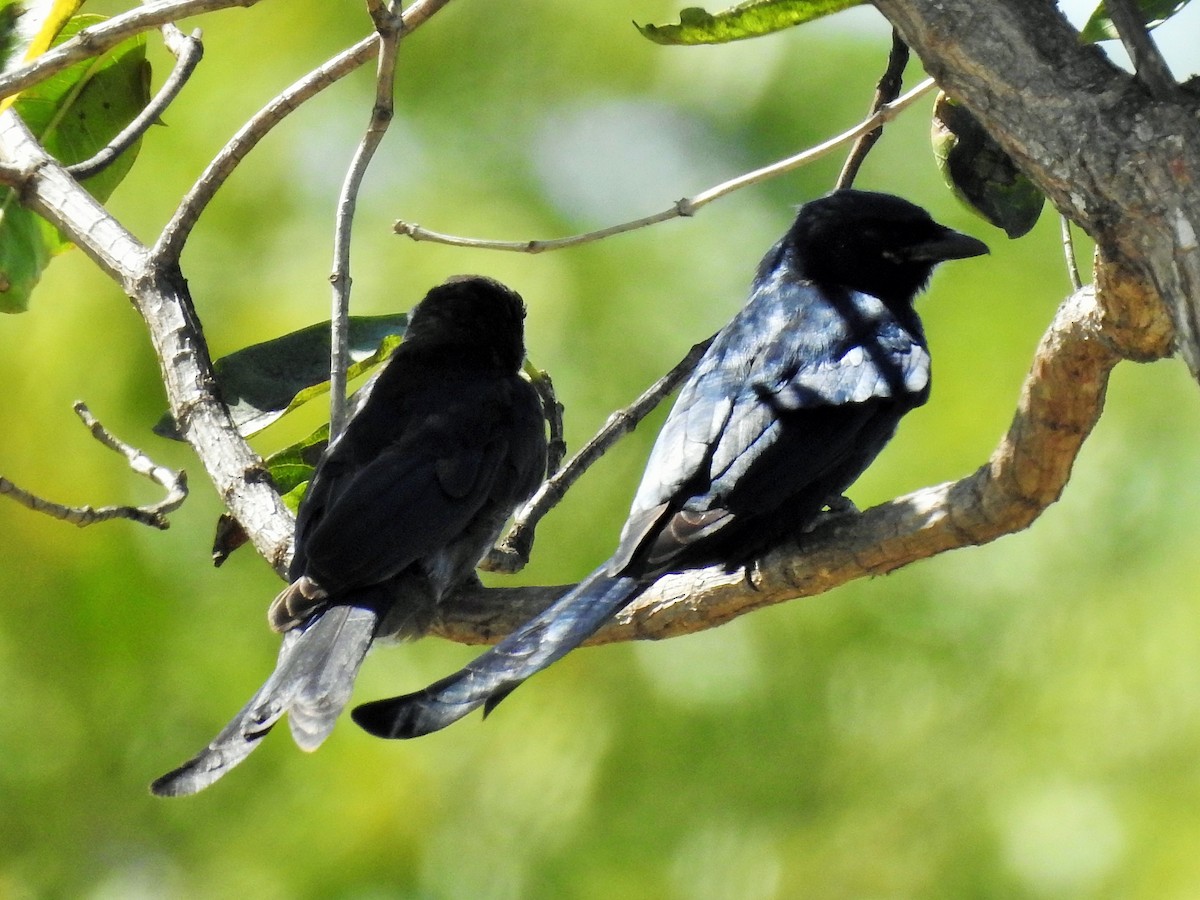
[[151, 275, 547, 796], [352, 190, 987, 740]]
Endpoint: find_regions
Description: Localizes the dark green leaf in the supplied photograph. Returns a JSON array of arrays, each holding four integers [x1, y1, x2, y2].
[[155, 314, 409, 440], [1080, 0, 1190, 42], [0, 14, 150, 312], [263, 423, 330, 508], [931, 92, 1044, 239], [637, 0, 863, 45]]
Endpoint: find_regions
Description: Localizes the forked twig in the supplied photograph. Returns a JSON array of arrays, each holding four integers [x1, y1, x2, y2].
[[0, 402, 187, 529], [66, 26, 204, 181]]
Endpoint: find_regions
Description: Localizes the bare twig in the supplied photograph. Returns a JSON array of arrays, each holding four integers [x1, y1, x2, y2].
[[153, 0, 455, 266], [1104, 0, 1178, 99], [525, 360, 566, 477], [395, 78, 938, 253], [0, 0, 260, 104], [835, 29, 909, 190], [483, 334, 715, 574], [66, 27, 204, 181], [0, 402, 187, 529], [330, 0, 404, 438], [1061, 215, 1082, 290]]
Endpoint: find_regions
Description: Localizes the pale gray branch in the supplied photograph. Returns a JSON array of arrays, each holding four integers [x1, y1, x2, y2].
[[395, 78, 937, 253], [329, 0, 404, 438], [66, 27, 204, 181], [0, 0, 260, 104], [0, 402, 186, 529]]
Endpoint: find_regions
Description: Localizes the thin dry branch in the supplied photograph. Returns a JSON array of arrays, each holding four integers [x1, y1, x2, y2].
[[0, 402, 187, 529], [329, 0, 404, 438], [429, 270, 1174, 646], [66, 26, 204, 181], [1104, 0, 1178, 99], [395, 78, 938, 253], [835, 29, 909, 190], [484, 334, 715, 574], [0, 0, 258, 104]]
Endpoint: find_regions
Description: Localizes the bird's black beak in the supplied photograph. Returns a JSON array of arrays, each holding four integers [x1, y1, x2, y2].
[[908, 228, 990, 262]]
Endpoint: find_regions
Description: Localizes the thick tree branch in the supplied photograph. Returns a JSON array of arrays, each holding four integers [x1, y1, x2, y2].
[[429, 268, 1172, 645], [0, 109, 296, 572], [871, 0, 1200, 377]]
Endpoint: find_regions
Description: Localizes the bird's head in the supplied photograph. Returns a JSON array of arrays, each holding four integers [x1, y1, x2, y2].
[[783, 189, 989, 306], [405, 275, 529, 371]]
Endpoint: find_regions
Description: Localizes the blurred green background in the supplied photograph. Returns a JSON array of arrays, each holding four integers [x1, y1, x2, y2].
[[3, 1, 1200, 897]]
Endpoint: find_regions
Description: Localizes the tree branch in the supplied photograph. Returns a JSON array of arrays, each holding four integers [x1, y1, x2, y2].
[[0, 0, 260, 104], [1104, 0, 1179, 100], [329, 0, 404, 438], [484, 334, 715, 574], [395, 77, 937, 253], [430, 265, 1173, 645], [0, 402, 187, 529], [872, 0, 1200, 377], [65, 26, 204, 181], [153, 0, 455, 266], [0, 109, 296, 571], [835, 29, 909, 190]]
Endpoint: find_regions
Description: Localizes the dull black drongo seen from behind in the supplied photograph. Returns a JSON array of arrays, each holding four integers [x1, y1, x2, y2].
[[151, 275, 547, 796]]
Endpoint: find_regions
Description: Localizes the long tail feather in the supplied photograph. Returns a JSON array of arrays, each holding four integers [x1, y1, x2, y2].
[[352, 569, 642, 739], [151, 604, 378, 797]]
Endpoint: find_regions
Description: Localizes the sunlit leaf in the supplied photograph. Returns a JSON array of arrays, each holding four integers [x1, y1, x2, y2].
[[637, 0, 864, 45], [0, 14, 150, 312], [155, 314, 409, 440], [265, 424, 330, 507], [1080, 0, 1191, 42], [931, 92, 1044, 239], [0, 0, 84, 110]]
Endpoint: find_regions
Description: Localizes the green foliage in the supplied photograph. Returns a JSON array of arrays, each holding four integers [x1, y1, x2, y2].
[[931, 91, 1044, 238], [0, 12, 148, 312], [2, 2, 1199, 898], [638, 0, 863, 44], [155, 314, 408, 440], [1080, 0, 1192, 41]]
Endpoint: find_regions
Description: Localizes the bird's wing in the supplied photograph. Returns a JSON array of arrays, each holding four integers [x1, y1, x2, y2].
[[613, 280, 929, 571], [301, 425, 508, 589]]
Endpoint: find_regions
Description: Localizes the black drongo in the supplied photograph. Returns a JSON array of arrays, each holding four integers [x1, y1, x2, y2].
[[151, 275, 547, 796]]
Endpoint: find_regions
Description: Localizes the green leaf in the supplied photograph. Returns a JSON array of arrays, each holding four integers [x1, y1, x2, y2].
[[0, 3, 24, 74], [931, 92, 1044, 239], [265, 424, 330, 510], [155, 314, 410, 441], [1080, 0, 1191, 42], [637, 0, 864, 45], [0, 14, 150, 312]]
